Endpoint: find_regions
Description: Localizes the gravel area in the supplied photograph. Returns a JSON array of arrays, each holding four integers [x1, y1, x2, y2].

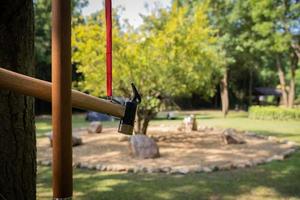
[[37, 126, 298, 174]]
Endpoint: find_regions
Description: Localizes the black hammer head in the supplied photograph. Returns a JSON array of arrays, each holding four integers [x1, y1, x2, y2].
[[118, 83, 141, 135]]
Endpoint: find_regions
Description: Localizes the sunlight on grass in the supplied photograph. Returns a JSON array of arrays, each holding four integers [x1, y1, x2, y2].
[[35, 114, 118, 138], [36, 122, 52, 130], [36, 111, 300, 200], [237, 187, 283, 200]]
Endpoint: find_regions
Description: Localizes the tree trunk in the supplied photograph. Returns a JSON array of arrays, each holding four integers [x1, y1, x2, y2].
[[276, 55, 289, 107], [248, 67, 253, 106], [220, 69, 229, 117], [135, 109, 157, 135], [291, 43, 300, 60], [288, 53, 298, 108], [0, 1, 36, 199]]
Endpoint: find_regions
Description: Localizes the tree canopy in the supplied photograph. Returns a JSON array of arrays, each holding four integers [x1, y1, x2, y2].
[[72, 2, 225, 133]]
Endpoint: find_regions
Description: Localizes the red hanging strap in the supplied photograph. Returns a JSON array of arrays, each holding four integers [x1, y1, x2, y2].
[[105, 0, 112, 97]]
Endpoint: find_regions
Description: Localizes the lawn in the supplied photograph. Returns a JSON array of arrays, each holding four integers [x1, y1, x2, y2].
[[36, 111, 300, 200]]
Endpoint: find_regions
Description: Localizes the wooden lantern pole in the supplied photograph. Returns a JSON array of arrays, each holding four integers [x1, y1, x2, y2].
[[0, 0, 139, 197], [52, 0, 73, 199]]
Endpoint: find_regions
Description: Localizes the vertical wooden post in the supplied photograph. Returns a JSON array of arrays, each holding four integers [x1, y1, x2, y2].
[[52, 0, 73, 199]]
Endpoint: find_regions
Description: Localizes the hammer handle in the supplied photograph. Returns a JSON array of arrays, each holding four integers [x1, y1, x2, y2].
[[0, 67, 125, 118]]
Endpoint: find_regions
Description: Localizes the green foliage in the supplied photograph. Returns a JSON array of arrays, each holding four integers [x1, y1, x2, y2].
[[34, 0, 88, 80], [249, 106, 300, 121], [296, 69, 300, 99], [248, 0, 299, 53], [72, 3, 225, 115]]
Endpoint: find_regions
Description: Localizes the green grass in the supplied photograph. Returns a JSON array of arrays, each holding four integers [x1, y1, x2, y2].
[[35, 114, 118, 138], [36, 111, 300, 200]]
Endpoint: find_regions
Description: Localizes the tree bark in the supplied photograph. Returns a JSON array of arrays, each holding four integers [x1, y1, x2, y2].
[[135, 109, 157, 135], [276, 55, 289, 107], [248, 67, 253, 106], [220, 69, 229, 117], [291, 43, 300, 60], [0, 1, 36, 200], [288, 53, 298, 108]]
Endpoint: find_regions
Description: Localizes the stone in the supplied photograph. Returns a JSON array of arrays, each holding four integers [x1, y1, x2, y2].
[[87, 165, 95, 170], [72, 136, 83, 146], [195, 166, 204, 173], [160, 167, 171, 173], [127, 167, 134, 173], [252, 158, 265, 165], [177, 167, 190, 174], [244, 131, 257, 137], [218, 163, 232, 171], [286, 141, 299, 148], [80, 163, 89, 169], [113, 165, 126, 172], [222, 129, 246, 145], [244, 160, 253, 167], [210, 165, 219, 171], [101, 165, 107, 171], [49, 134, 82, 147], [73, 162, 80, 168], [95, 164, 102, 170], [268, 136, 278, 142], [118, 135, 130, 142], [271, 155, 284, 161], [106, 165, 113, 171], [157, 136, 167, 142], [279, 139, 288, 144], [149, 135, 159, 142], [133, 167, 140, 173], [203, 167, 212, 173], [88, 121, 103, 133], [129, 134, 160, 159], [177, 126, 184, 131], [235, 163, 246, 168], [265, 157, 275, 163], [140, 166, 147, 173], [170, 167, 190, 174], [41, 160, 51, 166], [256, 135, 267, 139], [282, 149, 296, 158], [198, 125, 207, 132], [146, 167, 155, 173]]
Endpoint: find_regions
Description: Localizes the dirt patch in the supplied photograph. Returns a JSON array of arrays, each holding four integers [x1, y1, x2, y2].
[[37, 126, 298, 173]]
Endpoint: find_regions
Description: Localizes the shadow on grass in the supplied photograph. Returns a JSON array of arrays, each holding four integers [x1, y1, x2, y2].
[[37, 151, 300, 200]]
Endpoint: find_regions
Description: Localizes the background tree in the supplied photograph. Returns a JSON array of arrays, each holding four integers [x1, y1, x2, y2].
[[0, 1, 36, 199], [34, 0, 88, 114], [72, 2, 225, 134], [34, 0, 88, 81], [247, 0, 300, 108], [204, 0, 300, 110]]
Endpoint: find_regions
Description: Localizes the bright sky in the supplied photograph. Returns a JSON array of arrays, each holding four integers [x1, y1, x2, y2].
[[82, 0, 172, 27]]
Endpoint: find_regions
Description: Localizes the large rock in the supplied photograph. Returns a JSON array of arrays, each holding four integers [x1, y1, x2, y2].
[[118, 135, 130, 142], [129, 134, 160, 159], [48, 134, 83, 147], [222, 128, 245, 144], [88, 121, 102, 133]]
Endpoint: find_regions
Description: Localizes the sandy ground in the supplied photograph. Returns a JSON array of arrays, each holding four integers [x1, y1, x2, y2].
[[37, 126, 295, 170]]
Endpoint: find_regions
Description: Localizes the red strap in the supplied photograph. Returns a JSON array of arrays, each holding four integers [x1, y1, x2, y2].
[[105, 0, 112, 97]]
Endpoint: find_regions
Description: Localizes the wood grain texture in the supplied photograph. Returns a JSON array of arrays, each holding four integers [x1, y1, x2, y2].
[[0, 67, 125, 118]]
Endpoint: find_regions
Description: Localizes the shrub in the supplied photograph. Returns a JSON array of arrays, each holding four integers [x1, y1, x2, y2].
[[249, 106, 300, 121]]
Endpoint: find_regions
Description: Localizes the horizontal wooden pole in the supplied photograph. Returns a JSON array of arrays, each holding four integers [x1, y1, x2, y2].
[[0, 67, 125, 118]]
